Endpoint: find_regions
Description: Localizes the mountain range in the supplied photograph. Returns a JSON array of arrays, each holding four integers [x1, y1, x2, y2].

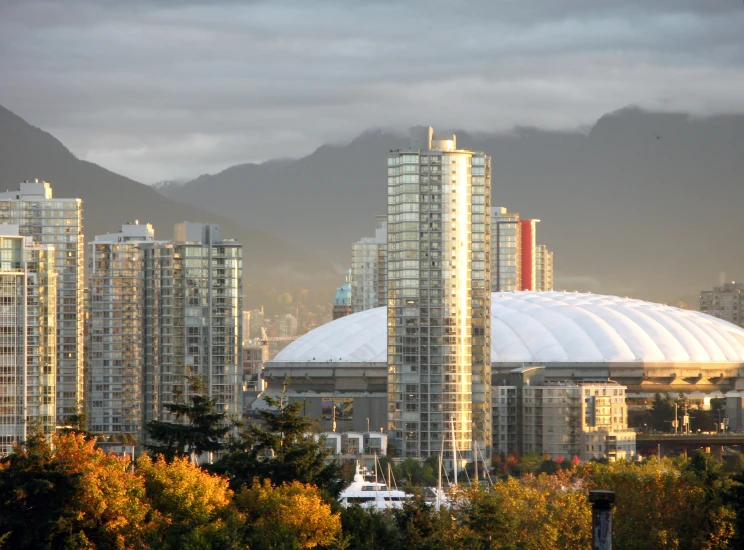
[[164, 108, 744, 307], [0, 105, 337, 309], [2, 102, 742, 310]]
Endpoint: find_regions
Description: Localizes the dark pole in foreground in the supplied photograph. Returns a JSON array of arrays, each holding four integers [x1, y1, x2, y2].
[[589, 490, 615, 550]]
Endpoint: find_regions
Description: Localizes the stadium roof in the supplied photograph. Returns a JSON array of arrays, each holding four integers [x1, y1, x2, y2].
[[274, 292, 744, 365]]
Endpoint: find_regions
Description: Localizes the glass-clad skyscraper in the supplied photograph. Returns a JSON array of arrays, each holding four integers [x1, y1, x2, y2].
[[387, 127, 491, 466]]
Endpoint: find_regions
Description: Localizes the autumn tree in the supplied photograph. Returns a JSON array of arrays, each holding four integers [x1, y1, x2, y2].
[[236, 479, 342, 549], [0, 432, 153, 549], [138, 454, 242, 548], [145, 375, 230, 462], [579, 458, 735, 550]]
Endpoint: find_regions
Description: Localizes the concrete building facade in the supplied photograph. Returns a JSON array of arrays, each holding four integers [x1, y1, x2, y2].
[[87, 222, 154, 437], [242, 343, 265, 393], [387, 126, 491, 465], [491, 207, 522, 292], [0, 226, 56, 454], [700, 282, 744, 328], [141, 222, 243, 426], [0, 181, 83, 421], [493, 378, 635, 461], [535, 244, 554, 292]]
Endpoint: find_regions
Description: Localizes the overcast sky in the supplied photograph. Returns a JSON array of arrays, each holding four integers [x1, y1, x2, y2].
[[1, 0, 743, 183]]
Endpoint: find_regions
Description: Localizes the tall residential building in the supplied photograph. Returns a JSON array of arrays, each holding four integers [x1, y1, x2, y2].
[[492, 380, 635, 461], [535, 244, 554, 291], [248, 307, 264, 340], [277, 313, 298, 338], [0, 226, 56, 454], [87, 222, 154, 437], [242, 310, 251, 343], [142, 222, 242, 427], [387, 127, 491, 465], [490, 207, 522, 292], [700, 282, 744, 328], [519, 219, 539, 291], [351, 216, 388, 313], [332, 268, 353, 320], [0, 181, 84, 422]]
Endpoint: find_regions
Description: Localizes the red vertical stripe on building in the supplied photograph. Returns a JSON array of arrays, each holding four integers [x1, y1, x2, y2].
[[520, 220, 535, 291]]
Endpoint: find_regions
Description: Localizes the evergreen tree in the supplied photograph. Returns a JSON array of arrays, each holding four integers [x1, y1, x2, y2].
[[0, 432, 82, 548], [215, 384, 342, 496], [649, 392, 676, 432], [145, 375, 230, 462]]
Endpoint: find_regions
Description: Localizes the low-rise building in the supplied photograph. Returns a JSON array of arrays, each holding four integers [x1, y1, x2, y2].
[[242, 342, 265, 393], [493, 372, 635, 461]]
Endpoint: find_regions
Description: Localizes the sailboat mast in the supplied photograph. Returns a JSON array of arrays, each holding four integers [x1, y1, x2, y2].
[[474, 440, 478, 484], [437, 453, 442, 510], [452, 420, 458, 486]]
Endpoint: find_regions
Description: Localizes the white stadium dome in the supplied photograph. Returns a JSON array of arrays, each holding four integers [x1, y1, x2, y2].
[[274, 291, 744, 365]]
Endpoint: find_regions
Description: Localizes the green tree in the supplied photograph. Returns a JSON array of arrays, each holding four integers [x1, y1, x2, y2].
[[518, 452, 543, 476], [145, 375, 230, 462], [0, 432, 82, 548], [339, 506, 401, 550], [682, 450, 736, 549], [392, 494, 450, 550], [649, 393, 676, 432], [396, 457, 438, 488], [723, 467, 744, 547], [215, 389, 341, 496]]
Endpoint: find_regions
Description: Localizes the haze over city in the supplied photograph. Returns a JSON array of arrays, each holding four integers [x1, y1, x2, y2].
[[2, 3, 744, 547]]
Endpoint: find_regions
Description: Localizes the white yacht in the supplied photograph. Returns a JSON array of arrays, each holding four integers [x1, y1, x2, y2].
[[338, 462, 413, 510]]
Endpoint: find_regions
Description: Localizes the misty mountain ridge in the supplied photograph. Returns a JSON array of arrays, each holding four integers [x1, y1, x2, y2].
[[166, 106, 744, 306], [0, 104, 338, 308]]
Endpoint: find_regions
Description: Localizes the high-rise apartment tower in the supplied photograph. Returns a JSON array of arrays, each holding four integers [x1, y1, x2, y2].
[[387, 127, 491, 466], [519, 219, 539, 291], [535, 244, 554, 292], [491, 207, 522, 292], [88, 222, 154, 437], [351, 216, 388, 313], [700, 282, 744, 328], [141, 222, 242, 427], [0, 181, 83, 421], [0, 225, 56, 454]]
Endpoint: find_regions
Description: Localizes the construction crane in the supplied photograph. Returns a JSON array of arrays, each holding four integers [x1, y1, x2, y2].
[[260, 326, 298, 361]]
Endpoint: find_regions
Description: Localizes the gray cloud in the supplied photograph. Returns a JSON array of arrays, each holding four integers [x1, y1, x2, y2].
[[1, 0, 743, 181]]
